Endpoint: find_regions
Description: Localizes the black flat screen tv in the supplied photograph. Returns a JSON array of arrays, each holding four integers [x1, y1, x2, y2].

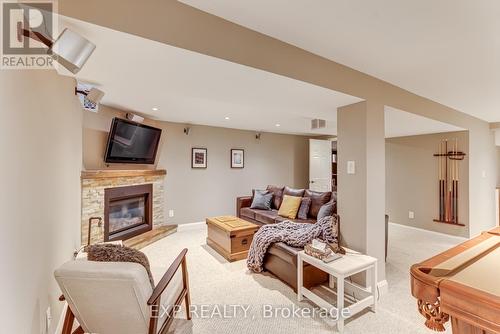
[[104, 118, 162, 164]]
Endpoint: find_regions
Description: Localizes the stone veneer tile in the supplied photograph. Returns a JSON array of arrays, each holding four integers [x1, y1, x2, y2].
[[81, 174, 165, 245]]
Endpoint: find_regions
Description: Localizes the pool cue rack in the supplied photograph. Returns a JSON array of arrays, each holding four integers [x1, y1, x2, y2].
[[433, 139, 466, 226]]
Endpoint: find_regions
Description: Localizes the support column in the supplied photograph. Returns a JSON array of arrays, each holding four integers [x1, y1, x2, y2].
[[337, 101, 386, 282]]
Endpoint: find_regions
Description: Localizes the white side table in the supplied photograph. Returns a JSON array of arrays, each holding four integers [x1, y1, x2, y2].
[[297, 249, 378, 333]]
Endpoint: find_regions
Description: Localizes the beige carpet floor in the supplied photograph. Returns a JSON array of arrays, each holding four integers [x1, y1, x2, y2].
[[142, 223, 463, 334]]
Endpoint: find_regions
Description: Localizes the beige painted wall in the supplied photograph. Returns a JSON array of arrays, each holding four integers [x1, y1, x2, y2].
[[386, 132, 470, 238], [62, 0, 498, 238], [497, 147, 500, 186], [338, 101, 386, 281], [83, 107, 309, 224], [0, 71, 82, 334]]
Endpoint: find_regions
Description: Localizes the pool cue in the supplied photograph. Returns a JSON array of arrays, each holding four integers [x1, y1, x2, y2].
[[445, 139, 451, 222], [450, 140, 454, 223], [438, 142, 443, 220], [438, 142, 441, 221], [441, 141, 446, 221], [439, 141, 444, 221], [451, 140, 455, 223], [454, 139, 459, 224]]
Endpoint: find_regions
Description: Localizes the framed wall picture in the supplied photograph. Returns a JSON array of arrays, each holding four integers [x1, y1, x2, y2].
[[231, 149, 244, 168], [192, 148, 207, 169]]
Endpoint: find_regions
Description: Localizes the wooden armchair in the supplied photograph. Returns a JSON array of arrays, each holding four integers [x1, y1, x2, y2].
[[55, 249, 191, 334]]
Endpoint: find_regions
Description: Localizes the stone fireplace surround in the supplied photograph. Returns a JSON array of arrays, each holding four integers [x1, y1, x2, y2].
[[81, 169, 166, 246]]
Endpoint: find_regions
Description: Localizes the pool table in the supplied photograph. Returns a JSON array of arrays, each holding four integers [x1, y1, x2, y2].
[[410, 227, 500, 334]]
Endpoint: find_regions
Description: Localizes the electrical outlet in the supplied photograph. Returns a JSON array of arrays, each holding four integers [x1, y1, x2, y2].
[[45, 307, 52, 333], [169, 209, 174, 218], [347, 161, 356, 175], [409, 211, 415, 219]]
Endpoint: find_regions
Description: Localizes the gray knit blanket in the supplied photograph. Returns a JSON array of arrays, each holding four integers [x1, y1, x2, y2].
[[247, 215, 340, 272]]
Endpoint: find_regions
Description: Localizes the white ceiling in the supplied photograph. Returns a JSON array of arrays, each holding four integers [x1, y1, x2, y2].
[[58, 16, 361, 136], [385, 107, 463, 138], [58, 16, 463, 138], [180, 0, 500, 123]]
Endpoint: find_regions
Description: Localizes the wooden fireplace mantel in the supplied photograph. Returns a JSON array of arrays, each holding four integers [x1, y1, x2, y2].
[[81, 169, 167, 180]]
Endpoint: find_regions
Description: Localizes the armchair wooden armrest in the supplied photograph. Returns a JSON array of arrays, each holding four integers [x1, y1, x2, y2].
[[59, 249, 191, 334], [148, 248, 191, 334], [148, 248, 188, 305]]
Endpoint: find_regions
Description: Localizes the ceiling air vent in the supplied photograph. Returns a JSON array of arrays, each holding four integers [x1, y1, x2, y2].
[[311, 119, 326, 130]]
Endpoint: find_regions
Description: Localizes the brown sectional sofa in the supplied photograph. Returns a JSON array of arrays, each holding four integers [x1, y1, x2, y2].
[[236, 185, 336, 291], [237, 185, 334, 226]]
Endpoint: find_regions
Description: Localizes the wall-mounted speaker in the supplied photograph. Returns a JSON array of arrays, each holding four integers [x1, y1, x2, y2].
[[184, 127, 191, 135], [126, 113, 144, 123]]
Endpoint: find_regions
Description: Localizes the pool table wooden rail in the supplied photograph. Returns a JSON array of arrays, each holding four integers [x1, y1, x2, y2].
[[410, 228, 500, 333]]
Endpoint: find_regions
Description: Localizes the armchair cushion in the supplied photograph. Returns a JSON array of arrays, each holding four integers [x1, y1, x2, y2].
[[86, 243, 154, 287], [55, 261, 152, 334], [55, 258, 186, 334]]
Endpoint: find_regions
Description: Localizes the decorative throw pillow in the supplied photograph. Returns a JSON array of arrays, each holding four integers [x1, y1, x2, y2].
[[283, 186, 305, 198], [317, 200, 334, 221], [330, 191, 337, 213], [278, 195, 302, 219], [297, 197, 312, 220], [86, 243, 155, 288], [320, 215, 345, 254], [250, 190, 273, 210], [304, 189, 332, 218], [266, 185, 285, 209]]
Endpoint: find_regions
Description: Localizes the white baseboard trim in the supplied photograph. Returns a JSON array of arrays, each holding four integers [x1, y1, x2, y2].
[[388, 222, 467, 242], [176, 221, 205, 231], [341, 279, 388, 300], [54, 303, 68, 334], [377, 279, 389, 296]]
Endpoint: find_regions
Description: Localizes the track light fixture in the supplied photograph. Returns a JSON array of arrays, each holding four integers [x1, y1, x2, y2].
[[18, 26, 96, 74]]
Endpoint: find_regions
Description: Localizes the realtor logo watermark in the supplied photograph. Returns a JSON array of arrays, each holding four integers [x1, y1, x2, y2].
[[151, 304, 351, 321], [1, 1, 55, 69]]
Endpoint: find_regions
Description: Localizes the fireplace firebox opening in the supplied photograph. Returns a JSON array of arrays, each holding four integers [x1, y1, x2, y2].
[[104, 184, 153, 242]]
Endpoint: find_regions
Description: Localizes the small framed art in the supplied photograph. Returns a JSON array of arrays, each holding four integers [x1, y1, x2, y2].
[[231, 149, 244, 168], [192, 148, 207, 169]]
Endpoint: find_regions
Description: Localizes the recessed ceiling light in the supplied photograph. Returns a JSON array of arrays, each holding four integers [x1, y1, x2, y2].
[[152, 107, 159, 111], [275, 123, 281, 127], [225, 116, 230, 120]]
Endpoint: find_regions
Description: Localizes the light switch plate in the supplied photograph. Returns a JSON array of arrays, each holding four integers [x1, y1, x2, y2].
[[409, 211, 415, 219], [347, 161, 356, 174], [168, 210, 174, 218]]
